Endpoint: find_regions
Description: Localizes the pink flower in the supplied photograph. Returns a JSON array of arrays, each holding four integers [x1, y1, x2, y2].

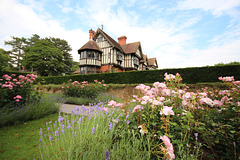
[[182, 100, 188, 106], [237, 102, 240, 106], [200, 97, 214, 106], [115, 103, 123, 107], [103, 84, 106, 86], [160, 106, 174, 115], [160, 135, 175, 160], [15, 95, 22, 99], [62, 87, 64, 89], [133, 105, 143, 112], [102, 107, 109, 112], [152, 100, 161, 105], [184, 92, 191, 99], [108, 100, 117, 107], [16, 99, 19, 102], [67, 86, 69, 88], [130, 99, 136, 103]]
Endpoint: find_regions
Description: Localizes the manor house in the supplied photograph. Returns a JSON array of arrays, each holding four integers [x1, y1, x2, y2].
[[77, 28, 158, 74]]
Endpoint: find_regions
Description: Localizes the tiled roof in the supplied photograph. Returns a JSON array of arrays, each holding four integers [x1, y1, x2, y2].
[[93, 28, 124, 52], [148, 57, 157, 66], [140, 54, 148, 62], [121, 42, 140, 54], [78, 40, 103, 53]]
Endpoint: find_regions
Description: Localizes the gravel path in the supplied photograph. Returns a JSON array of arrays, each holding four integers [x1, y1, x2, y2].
[[59, 103, 102, 115]]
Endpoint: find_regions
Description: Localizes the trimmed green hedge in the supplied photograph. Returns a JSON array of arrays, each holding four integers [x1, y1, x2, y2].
[[35, 65, 240, 85]]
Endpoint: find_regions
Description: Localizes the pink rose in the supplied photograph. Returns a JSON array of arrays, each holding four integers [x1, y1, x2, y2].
[[115, 103, 123, 107], [102, 107, 109, 112], [160, 106, 174, 115], [108, 100, 117, 107], [133, 105, 143, 112], [15, 95, 22, 99]]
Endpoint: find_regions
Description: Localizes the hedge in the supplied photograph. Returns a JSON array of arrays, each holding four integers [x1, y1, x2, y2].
[[35, 65, 240, 85]]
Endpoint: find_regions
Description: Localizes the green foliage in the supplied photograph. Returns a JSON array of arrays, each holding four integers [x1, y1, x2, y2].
[[63, 92, 118, 105], [0, 113, 58, 160], [39, 106, 151, 160], [0, 94, 60, 127], [4, 34, 76, 75], [4, 36, 27, 70], [62, 80, 107, 99], [35, 65, 240, 85], [214, 61, 240, 66], [23, 40, 66, 76], [0, 48, 11, 72]]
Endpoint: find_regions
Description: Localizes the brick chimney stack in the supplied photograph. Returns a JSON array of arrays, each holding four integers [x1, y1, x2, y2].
[[89, 29, 95, 40], [118, 36, 127, 45]]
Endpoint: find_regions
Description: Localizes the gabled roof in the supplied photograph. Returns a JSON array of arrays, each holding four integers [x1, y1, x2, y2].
[[78, 40, 103, 53], [93, 28, 124, 52], [140, 54, 148, 63], [148, 57, 158, 67], [121, 42, 140, 54]]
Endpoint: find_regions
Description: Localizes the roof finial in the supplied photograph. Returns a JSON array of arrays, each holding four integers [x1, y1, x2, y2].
[[101, 21, 103, 30]]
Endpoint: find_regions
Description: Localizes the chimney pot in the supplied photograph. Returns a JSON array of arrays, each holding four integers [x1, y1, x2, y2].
[[89, 29, 95, 40], [118, 36, 127, 45]]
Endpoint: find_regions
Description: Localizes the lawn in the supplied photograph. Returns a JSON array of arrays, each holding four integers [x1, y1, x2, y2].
[[0, 113, 58, 160]]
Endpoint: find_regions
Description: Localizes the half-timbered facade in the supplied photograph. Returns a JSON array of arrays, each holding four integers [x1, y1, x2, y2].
[[77, 28, 158, 74]]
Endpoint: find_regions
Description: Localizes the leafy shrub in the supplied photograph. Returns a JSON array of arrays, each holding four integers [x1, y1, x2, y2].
[[62, 79, 107, 99], [0, 73, 40, 108], [35, 65, 240, 85], [0, 94, 60, 127], [109, 73, 239, 159]]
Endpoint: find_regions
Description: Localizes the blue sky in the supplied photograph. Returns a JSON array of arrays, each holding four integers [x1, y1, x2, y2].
[[0, 0, 240, 69]]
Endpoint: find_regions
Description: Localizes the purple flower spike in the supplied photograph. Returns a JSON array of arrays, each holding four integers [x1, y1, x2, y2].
[[55, 130, 59, 137], [109, 122, 113, 130], [39, 128, 42, 135], [105, 149, 110, 160], [92, 127, 95, 134], [49, 136, 53, 141]]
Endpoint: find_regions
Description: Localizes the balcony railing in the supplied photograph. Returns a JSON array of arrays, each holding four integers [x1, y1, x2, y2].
[[80, 59, 101, 66]]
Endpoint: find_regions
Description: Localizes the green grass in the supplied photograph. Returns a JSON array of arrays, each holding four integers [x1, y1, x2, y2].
[[0, 113, 58, 160]]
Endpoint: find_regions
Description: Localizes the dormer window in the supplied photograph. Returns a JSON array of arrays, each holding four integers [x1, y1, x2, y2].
[[97, 37, 103, 42]]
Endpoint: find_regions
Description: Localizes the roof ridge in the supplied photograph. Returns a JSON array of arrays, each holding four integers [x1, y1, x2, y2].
[[96, 28, 124, 52]]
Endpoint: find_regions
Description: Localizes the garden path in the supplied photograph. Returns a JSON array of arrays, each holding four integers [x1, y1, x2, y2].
[[59, 103, 100, 116]]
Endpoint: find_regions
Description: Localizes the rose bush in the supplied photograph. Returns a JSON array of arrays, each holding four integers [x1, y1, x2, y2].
[[0, 73, 40, 108], [62, 79, 107, 99], [110, 73, 239, 159]]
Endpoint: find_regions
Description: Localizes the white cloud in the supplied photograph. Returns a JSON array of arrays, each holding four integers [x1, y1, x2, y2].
[[0, 0, 87, 62], [0, 0, 239, 69], [177, 0, 240, 16]]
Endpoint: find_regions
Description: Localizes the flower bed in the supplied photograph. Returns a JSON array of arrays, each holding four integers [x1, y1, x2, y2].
[[39, 73, 239, 159]]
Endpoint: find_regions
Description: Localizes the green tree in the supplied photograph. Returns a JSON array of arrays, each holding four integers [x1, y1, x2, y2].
[[23, 40, 66, 76], [0, 48, 11, 72], [45, 37, 74, 74], [4, 37, 27, 70]]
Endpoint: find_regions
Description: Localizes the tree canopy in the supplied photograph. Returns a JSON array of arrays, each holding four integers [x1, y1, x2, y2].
[[23, 40, 66, 76], [0, 48, 12, 72], [4, 34, 78, 76]]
